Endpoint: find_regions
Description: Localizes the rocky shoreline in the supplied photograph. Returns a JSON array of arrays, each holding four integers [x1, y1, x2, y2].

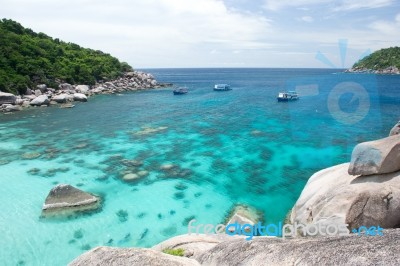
[[345, 65, 400, 74], [0, 70, 172, 113]]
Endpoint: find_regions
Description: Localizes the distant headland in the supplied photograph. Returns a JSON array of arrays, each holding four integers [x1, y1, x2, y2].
[[0, 18, 171, 113], [346, 46, 400, 74]]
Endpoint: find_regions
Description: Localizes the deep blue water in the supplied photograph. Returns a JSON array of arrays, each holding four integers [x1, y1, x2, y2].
[[0, 68, 399, 265]]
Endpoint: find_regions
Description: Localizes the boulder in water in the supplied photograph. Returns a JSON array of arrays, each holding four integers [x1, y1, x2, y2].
[[42, 184, 100, 216]]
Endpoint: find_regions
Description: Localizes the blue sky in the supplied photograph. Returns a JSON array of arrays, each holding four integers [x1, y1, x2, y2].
[[1, 0, 399, 68]]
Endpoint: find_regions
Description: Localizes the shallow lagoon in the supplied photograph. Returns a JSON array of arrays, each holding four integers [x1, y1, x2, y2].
[[0, 68, 399, 265]]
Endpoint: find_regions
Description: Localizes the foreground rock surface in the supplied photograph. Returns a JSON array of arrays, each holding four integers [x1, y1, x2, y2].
[[196, 229, 400, 266], [348, 135, 400, 176], [390, 121, 400, 136], [152, 234, 238, 258], [42, 184, 100, 216], [69, 247, 200, 266], [291, 163, 400, 229], [70, 230, 400, 265]]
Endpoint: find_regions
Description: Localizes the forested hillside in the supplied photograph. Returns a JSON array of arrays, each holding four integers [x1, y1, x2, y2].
[[352, 47, 400, 70], [0, 19, 132, 94]]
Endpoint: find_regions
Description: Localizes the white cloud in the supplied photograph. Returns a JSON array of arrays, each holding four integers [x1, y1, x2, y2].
[[301, 16, 314, 22], [263, 0, 329, 11], [368, 13, 400, 36], [263, 0, 394, 11], [333, 0, 394, 11], [0, 0, 273, 67]]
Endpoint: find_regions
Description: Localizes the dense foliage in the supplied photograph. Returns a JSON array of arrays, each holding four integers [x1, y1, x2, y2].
[[352, 46, 400, 70], [0, 19, 133, 94]]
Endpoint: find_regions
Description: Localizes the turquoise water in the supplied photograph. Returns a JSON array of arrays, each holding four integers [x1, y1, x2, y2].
[[0, 68, 399, 265]]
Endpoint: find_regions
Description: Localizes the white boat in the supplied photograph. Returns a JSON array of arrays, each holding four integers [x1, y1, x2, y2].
[[214, 84, 231, 91], [277, 91, 299, 102]]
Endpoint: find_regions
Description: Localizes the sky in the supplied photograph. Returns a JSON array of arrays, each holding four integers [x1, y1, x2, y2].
[[0, 0, 399, 68]]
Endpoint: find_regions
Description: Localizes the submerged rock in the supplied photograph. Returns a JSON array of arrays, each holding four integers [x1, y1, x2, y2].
[[122, 173, 140, 181], [348, 135, 400, 176], [224, 204, 263, 231], [69, 247, 200, 266], [42, 184, 100, 216], [21, 152, 41, 159]]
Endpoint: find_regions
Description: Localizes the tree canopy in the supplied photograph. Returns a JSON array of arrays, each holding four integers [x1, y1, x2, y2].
[[352, 46, 400, 70], [0, 19, 133, 94]]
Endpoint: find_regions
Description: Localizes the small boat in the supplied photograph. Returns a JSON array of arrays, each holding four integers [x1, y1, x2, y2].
[[173, 87, 188, 95], [214, 84, 231, 91], [277, 91, 299, 102]]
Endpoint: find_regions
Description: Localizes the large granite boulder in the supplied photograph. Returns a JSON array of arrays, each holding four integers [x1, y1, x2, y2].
[[75, 85, 89, 93], [196, 229, 400, 265], [152, 234, 237, 258], [390, 121, 400, 136], [0, 92, 16, 104], [30, 95, 49, 106], [69, 247, 200, 266], [52, 94, 68, 103], [73, 93, 88, 102], [291, 163, 400, 230], [348, 135, 400, 176], [42, 184, 100, 216]]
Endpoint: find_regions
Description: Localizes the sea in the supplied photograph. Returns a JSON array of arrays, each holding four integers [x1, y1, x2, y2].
[[0, 68, 399, 265]]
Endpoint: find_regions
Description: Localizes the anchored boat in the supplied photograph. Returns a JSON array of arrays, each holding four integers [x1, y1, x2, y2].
[[173, 87, 188, 95], [277, 91, 299, 102], [214, 84, 231, 91]]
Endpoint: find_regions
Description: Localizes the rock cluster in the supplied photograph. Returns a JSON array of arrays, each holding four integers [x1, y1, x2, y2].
[[291, 121, 400, 230], [0, 71, 171, 113], [346, 66, 400, 74]]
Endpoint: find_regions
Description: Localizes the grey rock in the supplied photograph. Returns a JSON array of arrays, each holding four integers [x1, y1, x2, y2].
[[291, 163, 400, 230], [0, 92, 16, 104], [30, 95, 49, 106], [34, 89, 42, 96], [348, 135, 400, 176], [75, 85, 89, 93], [59, 83, 74, 90], [73, 93, 88, 102], [23, 95, 36, 100], [36, 84, 47, 92], [25, 88, 33, 95], [196, 229, 400, 266], [390, 121, 400, 136], [42, 184, 100, 216], [52, 94, 68, 103], [69, 246, 200, 266]]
